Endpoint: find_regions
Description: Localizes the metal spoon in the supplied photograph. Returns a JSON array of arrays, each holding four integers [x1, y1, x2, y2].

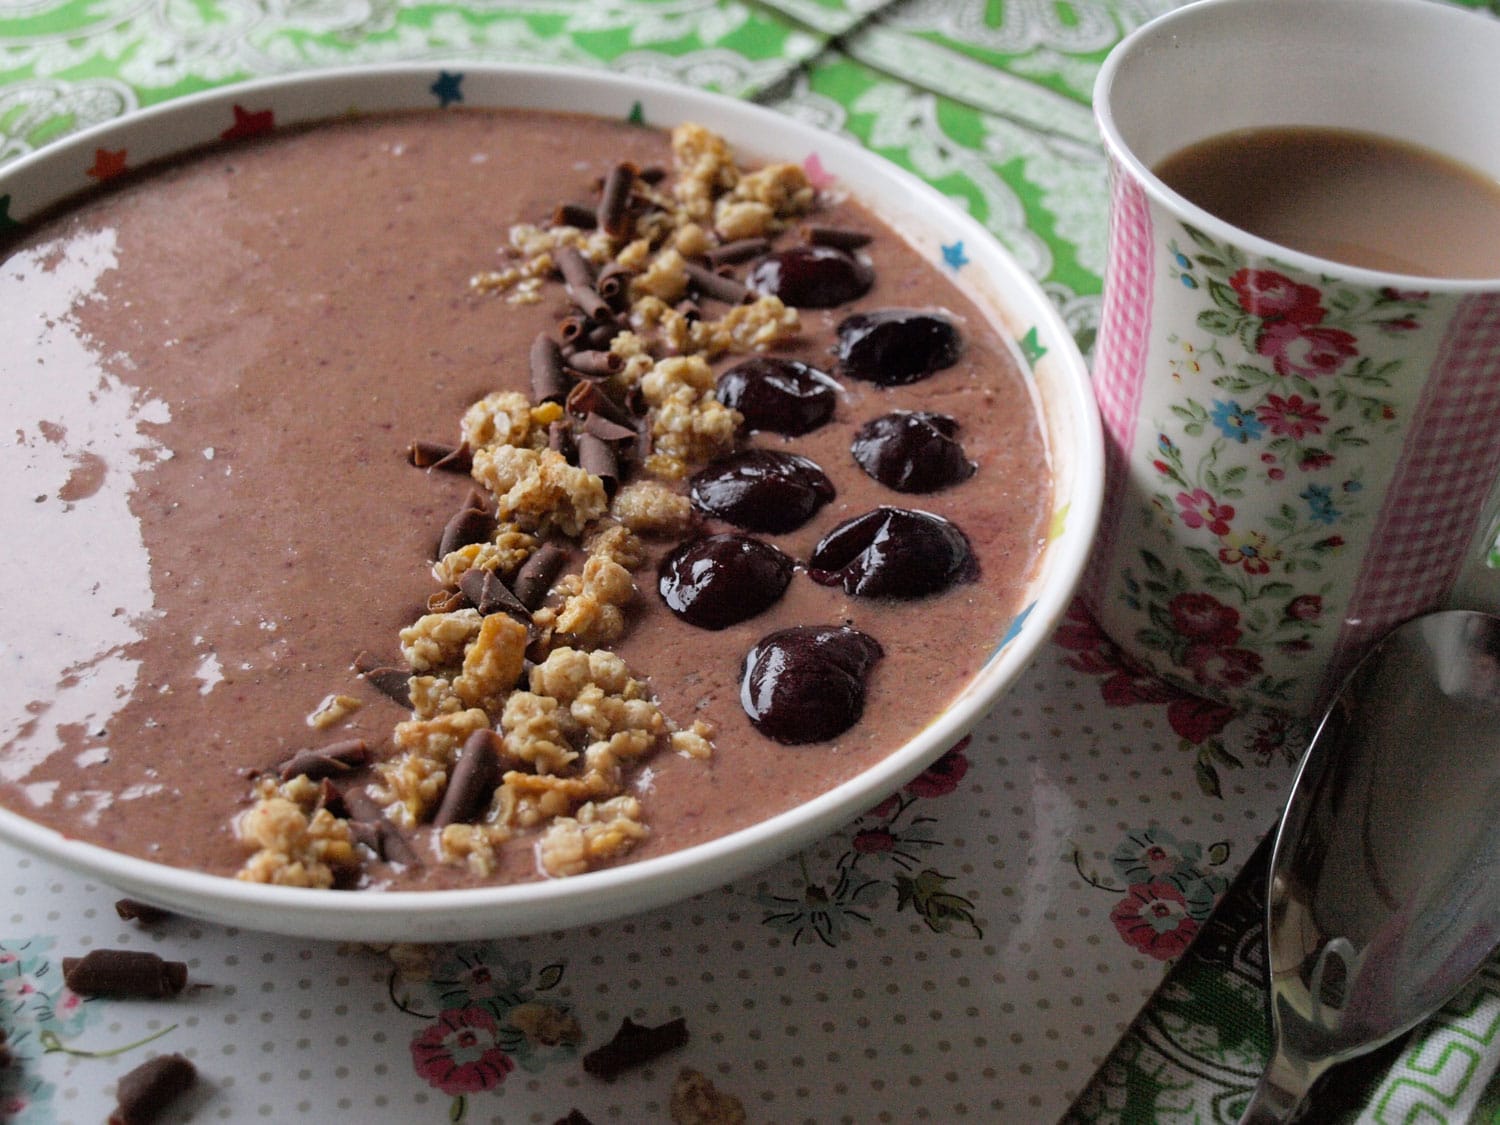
[[1238, 609, 1500, 1124]]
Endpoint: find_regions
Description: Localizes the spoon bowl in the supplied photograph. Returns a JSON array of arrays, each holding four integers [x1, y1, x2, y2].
[[1240, 609, 1500, 1123]]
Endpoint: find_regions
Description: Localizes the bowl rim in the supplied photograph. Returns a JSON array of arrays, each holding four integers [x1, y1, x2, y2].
[[0, 61, 1104, 940]]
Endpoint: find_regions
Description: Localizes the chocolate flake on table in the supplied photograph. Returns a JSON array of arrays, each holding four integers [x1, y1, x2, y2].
[[62, 950, 189, 999], [114, 898, 173, 925], [275, 738, 371, 782], [553, 1111, 595, 1125], [407, 439, 473, 474], [582, 1016, 689, 1080], [109, 1052, 197, 1125], [432, 729, 508, 828]]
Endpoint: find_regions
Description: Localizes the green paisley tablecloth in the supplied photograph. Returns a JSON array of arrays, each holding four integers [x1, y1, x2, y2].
[[2, 2, 1498, 1123]]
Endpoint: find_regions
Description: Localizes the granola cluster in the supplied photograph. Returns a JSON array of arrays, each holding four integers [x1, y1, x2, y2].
[[237, 121, 817, 887]]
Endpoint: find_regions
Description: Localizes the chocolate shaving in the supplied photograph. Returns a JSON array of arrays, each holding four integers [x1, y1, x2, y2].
[[437, 503, 497, 561], [638, 164, 667, 185], [276, 738, 370, 782], [63, 950, 188, 999], [458, 566, 532, 621], [548, 419, 574, 457], [427, 588, 465, 614], [703, 237, 769, 267], [315, 778, 351, 819], [582, 1016, 689, 1080], [564, 349, 622, 378], [596, 262, 633, 307], [554, 1112, 595, 1125], [576, 432, 619, 493], [683, 261, 751, 305], [530, 333, 572, 403], [566, 379, 634, 429], [110, 1053, 197, 1125], [803, 223, 873, 250], [361, 665, 412, 709], [432, 729, 505, 828], [342, 787, 420, 867], [552, 202, 597, 229], [598, 162, 638, 240], [407, 439, 473, 474], [555, 246, 612, 322], [113, 899, 172, 925], [581, 414, 638, 443], [514, 543, 570, 610]]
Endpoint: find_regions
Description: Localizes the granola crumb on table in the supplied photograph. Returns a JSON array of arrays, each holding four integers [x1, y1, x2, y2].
[[236, 121, 827, 887]]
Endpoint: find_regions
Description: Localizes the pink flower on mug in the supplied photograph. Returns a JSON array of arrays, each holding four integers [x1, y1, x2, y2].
[[1284, 594, 1323, 622], [1256, 319, 1359, 379], [905, 739, 970, 798], [1111, 882, 1199, 960], [1230, 268, 1325, 325], [1218, 530, 1280, 575], [1184, 643, 1264, 689], [1175, 489, 1234, 536], [1167, 592, 1241, 647], [411, 1007, 515, 1095], [1255, 393, 1328, 439]]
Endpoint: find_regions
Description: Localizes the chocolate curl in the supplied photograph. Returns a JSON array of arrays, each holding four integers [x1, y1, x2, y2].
[[577, 432, 620, 495], [433, 729, 506, 828], [566, 379, 635, 430], [598, 162, 638, 240], [564, 349, 623, 378], [803, 224, 873, 250], [674, 298, 703, 323], [342, 787, 420, 867], [110, 1053, 197, 1125], [407, 439, 473, 474], [555, 246, 613, 322], [458, 566, 532, 621], [63, 950, 188, 999], [437, 503, 497, 561], [513, 543, 570, 610], [552, 202, 597, 229], [684, 261, 751, 305], [703, 237, 769, 267], [638, 165, 667, 185], [548, 419, 574, 457], [362, 666, 412, 709], [530, 333, 572, 403], [582, 1016, 689, 1080], [276, 738, 371, 782], [114, 899, 172, 925], [596, 262, 634, 310], [581, 414, 638, 443]]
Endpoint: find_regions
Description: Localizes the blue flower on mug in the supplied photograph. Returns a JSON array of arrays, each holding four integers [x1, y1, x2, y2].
[[1299, 484, 1341, 526], [1209, 400, 1265, 443]]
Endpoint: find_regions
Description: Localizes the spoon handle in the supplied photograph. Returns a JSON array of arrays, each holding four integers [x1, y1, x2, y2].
[[1237, 1049, 1312, 1125]]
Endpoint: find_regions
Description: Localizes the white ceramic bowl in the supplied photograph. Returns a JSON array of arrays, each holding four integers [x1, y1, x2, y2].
[[0, 64, 1102, 940]]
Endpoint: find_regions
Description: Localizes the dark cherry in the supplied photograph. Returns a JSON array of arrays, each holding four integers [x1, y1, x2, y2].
[[658, 533, 795, 630], [740, 625, 884, 744], [689, 449, 835, 533], [851, 411, 976, 493], [716, 357, 840, 436], [835, 308, 963, 385], [745, 245, 874, 308], [808, 507, 977, 598]]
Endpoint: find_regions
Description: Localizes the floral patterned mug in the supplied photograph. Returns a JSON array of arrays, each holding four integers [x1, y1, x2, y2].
[[1086, 0, 1500, 716]]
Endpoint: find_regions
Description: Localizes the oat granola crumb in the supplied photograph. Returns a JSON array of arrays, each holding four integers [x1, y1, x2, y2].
[[538, 795, 648, 877], [307, 693, 362, 729], [670, 1067, 747, 1125], [235, 778, 358, 888], [471, 445, 609, 537], [610, 479, 694, 537], [507, 1002, 583, 1047]]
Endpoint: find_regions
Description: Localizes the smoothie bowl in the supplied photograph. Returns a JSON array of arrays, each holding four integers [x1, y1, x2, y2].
[[0, 65, 1101, 941]]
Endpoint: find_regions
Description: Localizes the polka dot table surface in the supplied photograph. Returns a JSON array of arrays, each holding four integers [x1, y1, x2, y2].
[[5, 1, 1496, 1121]]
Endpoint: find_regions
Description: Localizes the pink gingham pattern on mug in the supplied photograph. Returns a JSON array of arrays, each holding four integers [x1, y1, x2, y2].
[[1328, 291, 1500, 689]]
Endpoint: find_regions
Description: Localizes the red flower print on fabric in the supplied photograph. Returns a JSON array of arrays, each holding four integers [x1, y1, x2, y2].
[[410, 1007, 515, 1096]]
